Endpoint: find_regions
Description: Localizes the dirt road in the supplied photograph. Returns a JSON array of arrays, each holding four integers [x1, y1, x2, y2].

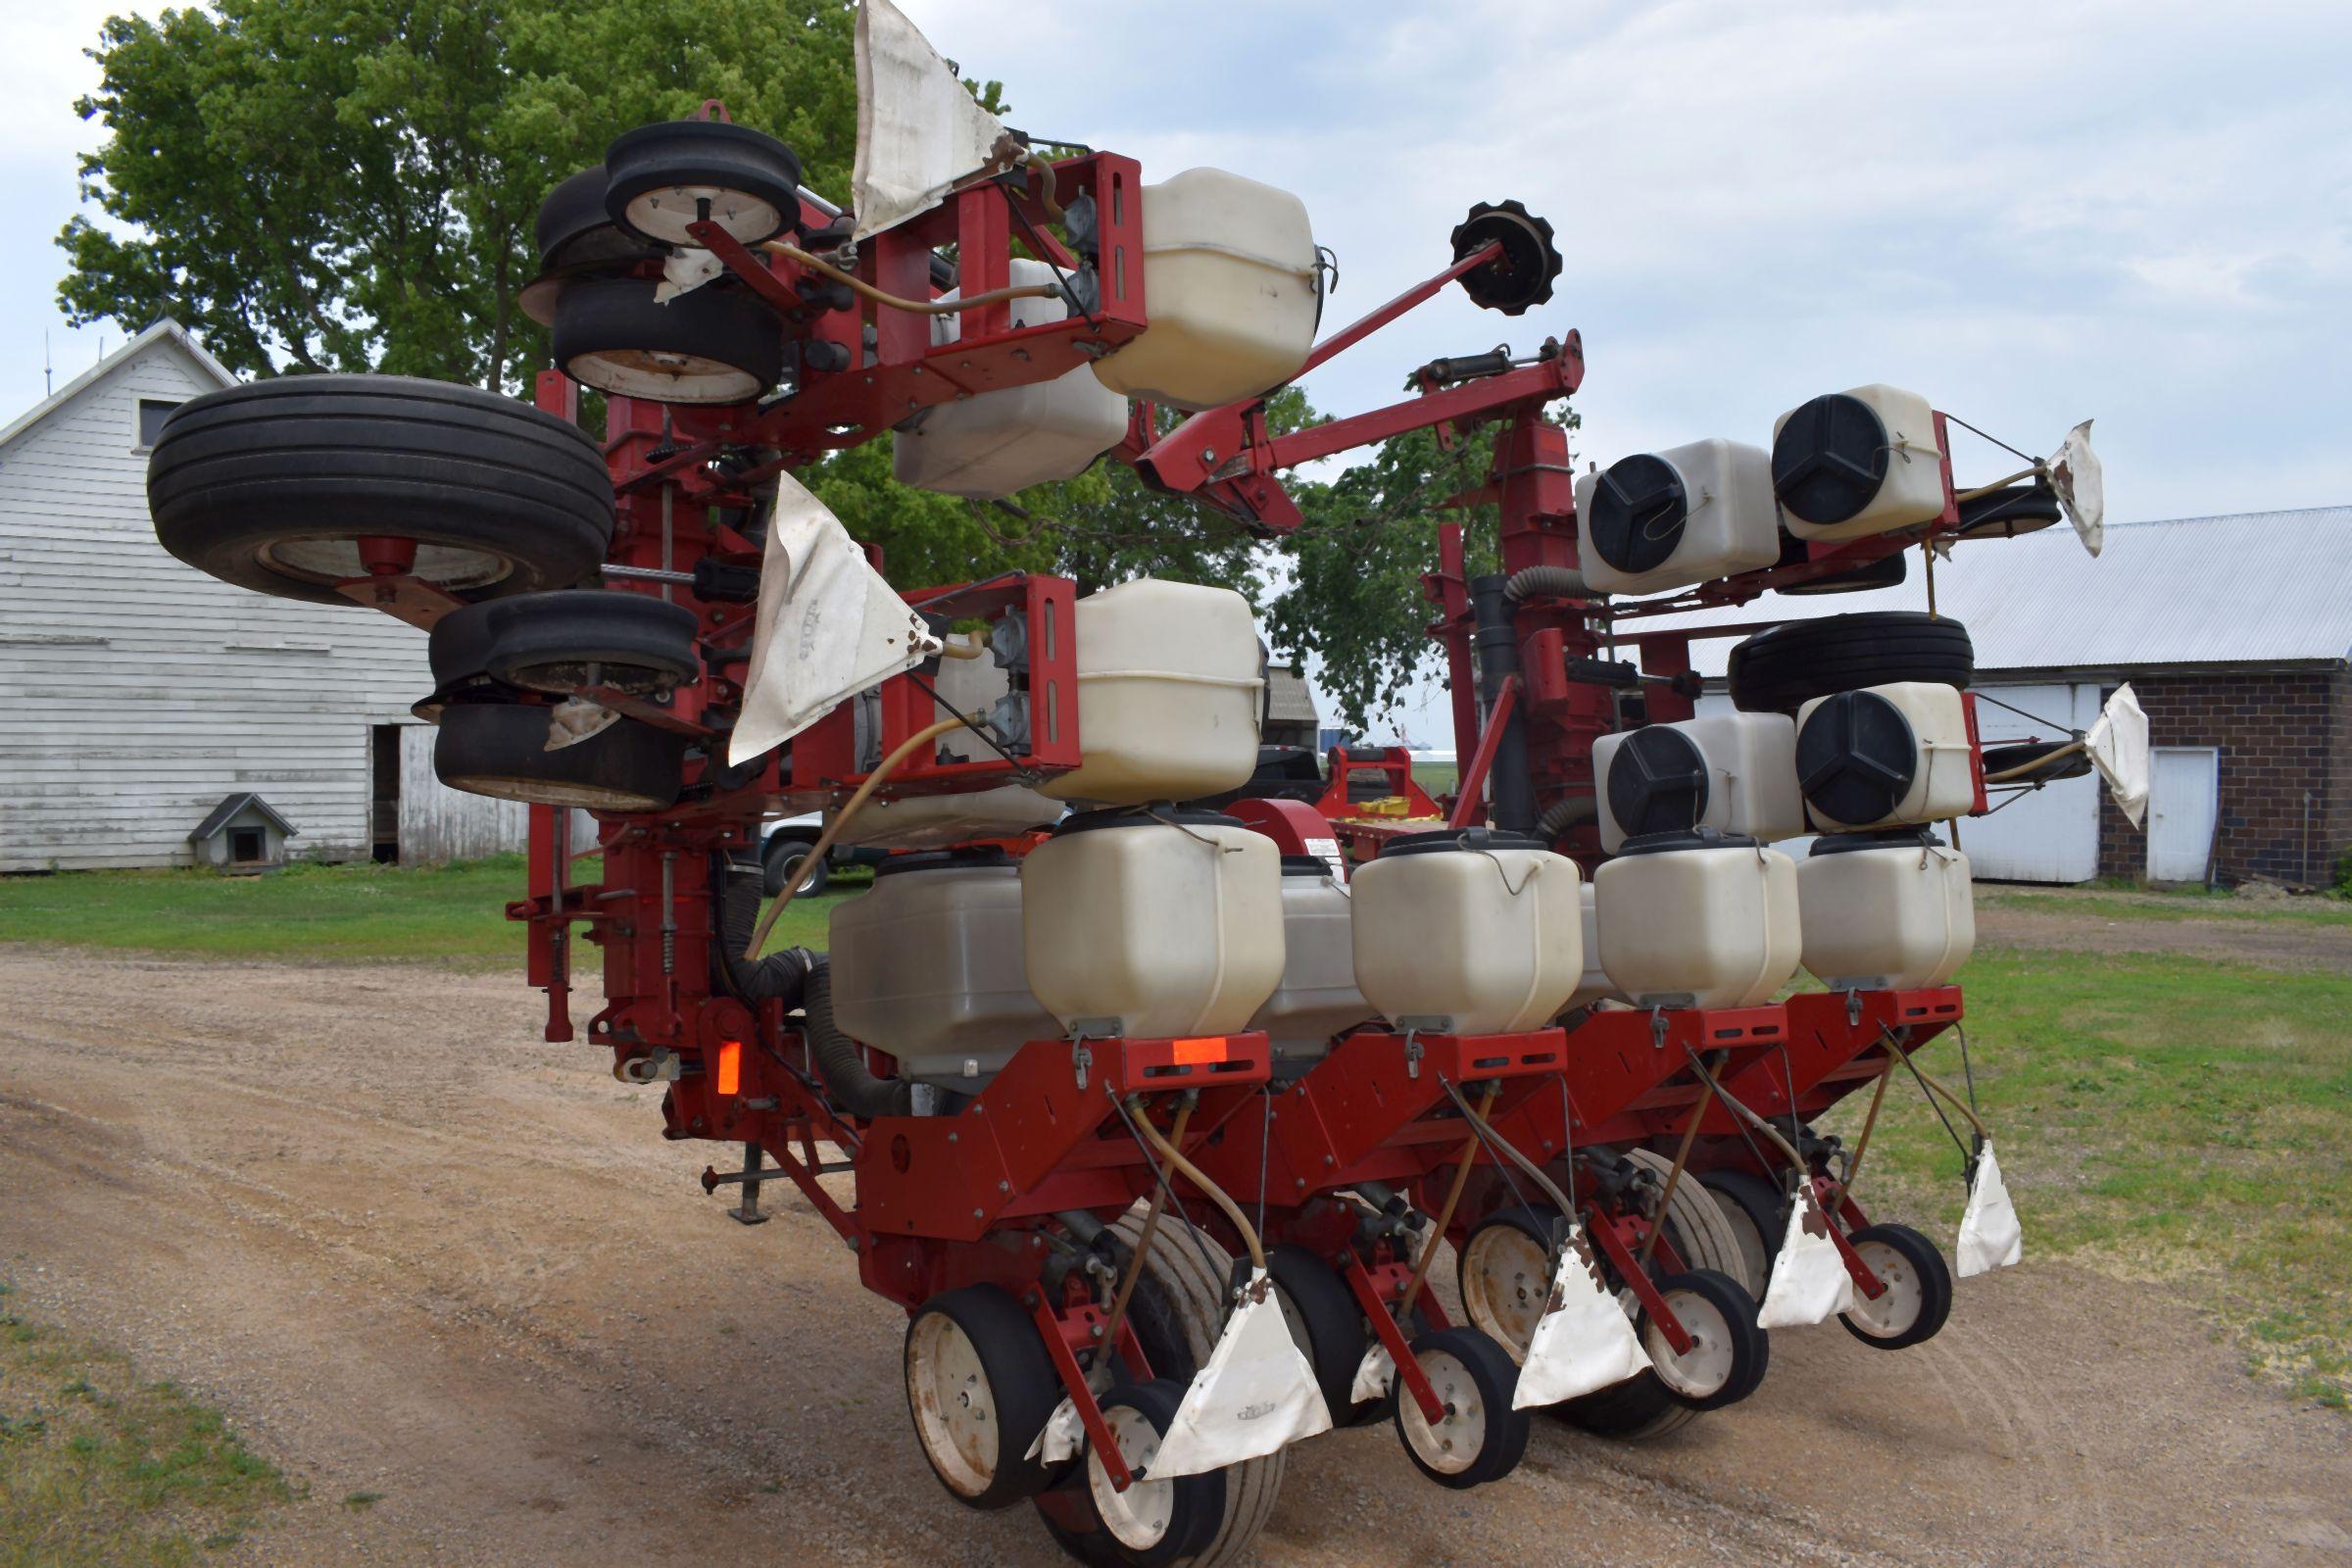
[[4, 948, 2348, 1567]]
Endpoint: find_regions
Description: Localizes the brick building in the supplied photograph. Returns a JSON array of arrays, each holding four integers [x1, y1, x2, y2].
[[1689, 506, 2352, 887]]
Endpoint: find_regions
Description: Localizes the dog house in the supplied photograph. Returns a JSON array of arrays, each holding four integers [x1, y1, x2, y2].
[[188, 793, 296, 871]]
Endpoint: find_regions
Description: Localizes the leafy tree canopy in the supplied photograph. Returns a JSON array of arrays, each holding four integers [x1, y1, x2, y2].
[[59, 0, 1543, 735]]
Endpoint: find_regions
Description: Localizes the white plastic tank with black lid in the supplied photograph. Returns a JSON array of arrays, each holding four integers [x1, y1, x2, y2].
[[1571, 438, 1781, 596], [1349, 827, 1583, 1036], [1794, 680, 1975, 832], [1591, 710, 1804, 853], [1020, 807, 1286, 1040], [1592, 828, 1802, 1009], [1796, 828, 1975, 992], [1771, 384, 1947, 540], [1249, 856, 1374, 1074], [827, 849, 1058, 1092], [1089, 169, 1320, 412]]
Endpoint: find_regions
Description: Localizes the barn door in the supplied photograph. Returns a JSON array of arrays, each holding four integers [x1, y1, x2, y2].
[[2145, 747, 2219, 883]]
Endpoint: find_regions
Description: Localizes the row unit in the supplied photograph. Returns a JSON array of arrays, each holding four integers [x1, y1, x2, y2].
[[1594, 684, 1976, 847], [1574, 385, 1947, 597], [830, 814, 1974, 1093]]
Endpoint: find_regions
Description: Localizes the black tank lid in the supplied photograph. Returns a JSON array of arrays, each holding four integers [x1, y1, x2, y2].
[[1614, 826, 1762, 857], [1379, 826, 1547, 858], [1605, 725, 1710, 838], [1807, 828, 1947, 858], [1280, 855, 1341, 876], [1586, 452, 1689, 574], [1772, 392, 1890, 525], [872, 845, 1016, 877], [1795, 688, 1919, 826]]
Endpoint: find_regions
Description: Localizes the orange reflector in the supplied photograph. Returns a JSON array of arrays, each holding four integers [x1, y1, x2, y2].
[[714, 1040, 742, 1097], [1170, 1037, 1228, 1065]]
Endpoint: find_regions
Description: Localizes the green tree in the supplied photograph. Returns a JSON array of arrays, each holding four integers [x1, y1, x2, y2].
[[55, 0, 948, 391]]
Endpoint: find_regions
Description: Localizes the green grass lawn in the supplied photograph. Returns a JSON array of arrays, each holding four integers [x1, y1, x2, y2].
[[0, 1282, 290, 1565], [0, 855, 848, 964], [1821, 941, 2352, 1406]]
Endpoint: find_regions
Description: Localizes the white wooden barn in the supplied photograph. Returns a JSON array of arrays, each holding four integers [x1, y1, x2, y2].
[[0, 319, 525, 871]]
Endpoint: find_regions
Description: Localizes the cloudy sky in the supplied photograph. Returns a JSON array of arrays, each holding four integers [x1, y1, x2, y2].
[[4, 1, 2346, 739]]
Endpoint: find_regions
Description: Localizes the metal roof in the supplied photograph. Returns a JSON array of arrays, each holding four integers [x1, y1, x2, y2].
[[188, 793, 298, 844], [1648, 507, 2352, 676]]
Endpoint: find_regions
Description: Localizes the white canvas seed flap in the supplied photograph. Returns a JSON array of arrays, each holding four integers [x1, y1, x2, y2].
[[1758, 1183, 1858, 1330], [1512, 1228, 1652, 1409], [853, 0, 1008, 242], [1956, 1141, 2024, 1278], [2086, 683, 2150, 829], [729, 472, 940, 764], [2047, 419, 2104, 557], [1348, 1341, 1394, 1405], [1024, 1396, 1085, 1465], [544, 695, 619, 752], [654, 247, 724, 304], [1147, 1270, 1332, 1479]]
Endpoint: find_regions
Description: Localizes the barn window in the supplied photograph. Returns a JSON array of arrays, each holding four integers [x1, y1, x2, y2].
[[228, 827, 266, 864], [134, 398, 182, 451]]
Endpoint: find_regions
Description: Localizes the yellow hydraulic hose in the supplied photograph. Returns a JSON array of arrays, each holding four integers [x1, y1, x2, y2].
[[762, 241, 1061, 317], [742, 713, 977, 960], [1133, 1102, 1268, 1274], [1101, 1095, 1197, 1357]]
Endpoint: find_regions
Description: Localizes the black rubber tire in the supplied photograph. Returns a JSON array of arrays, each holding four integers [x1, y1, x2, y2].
[[604, 119, 803, 247], [1072, 1378, 1227, 1568], [1983, 739, 2093, 782], [761, 834, 832, 899], [1696, 1169, 1788, 1302], [1555, 1148, 1750, 1441], [148, 374, 613, 608], [1781, 548, 1909, 595], [1638, 1268, 1769, 1411], [415, 601, 506, 721], [1034, 1211, 1282, 1568], [1956, 481, 2063, 541], [1264, 1245, 1366, 1430], [1728, 612, 1974, 714], [483, 590, 702, 697], [1838, 1222, 1954, 1351], [433, 701, 685, 812], [535, 167, 664, 273], [1392, 1327, 1530, 1490], [1455, 1205, 1567, 1364], [553, 275, 785, 406], [904, 1285, 1066, 1510]]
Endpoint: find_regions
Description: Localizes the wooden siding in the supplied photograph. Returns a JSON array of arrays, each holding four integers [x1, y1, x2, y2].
[[0, 339, 523, 870]]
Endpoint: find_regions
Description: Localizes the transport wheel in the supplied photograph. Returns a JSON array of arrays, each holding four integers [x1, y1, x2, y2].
[[1838, 1223, 1954, 1351], [761, 834, 832, 899], [1033, 1211, 1283, 1568], [1696, 1169, 1788, 1302], [433, 701, 686, 813], [1455, 1206, 1565, 1363], [604, 119, 803, 247], [1072, 1379, 1226, 1567], [1264, 1244, 1366, 1428], [1727, 612, 1974, 714], [147, 374, 613, 608], [1556, 1148, 1753, 1441], [1639, 1269, 1768, 1411], [553, 275, 786, 405], [480, 590, 703, 697], [1392, 1327, 1530, 1490], [415, 599, 505, 722], [535, 167, 663, 274], [1955, 481, 2062, 541], [904, 1285, 1066, 1509]]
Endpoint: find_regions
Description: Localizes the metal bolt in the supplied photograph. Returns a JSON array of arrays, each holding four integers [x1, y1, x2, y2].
[[947, 1132, 958, 1144], [998, 1180, 1010, 1193], [973, 1207, 984, 1219], [1200, 448, 1217, 466]]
